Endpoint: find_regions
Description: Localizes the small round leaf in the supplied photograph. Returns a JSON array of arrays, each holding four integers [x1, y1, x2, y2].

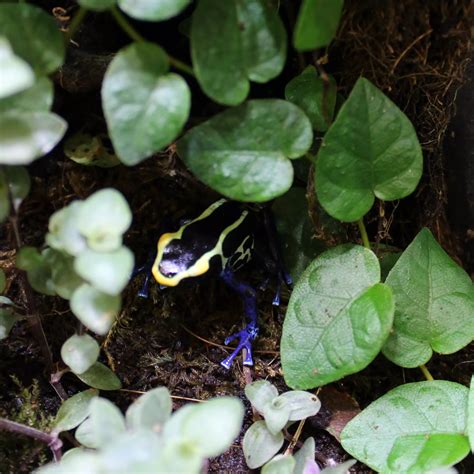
[[243, 420, 284, 469], [70, 284, 121, 335], [102, 42, 190, 166], [61, 334, 100, 375], [177, 99, 313, 202], [0, 111, 67, 165], [75, 362, 122, 390], [118, 0, 191, 21], [74, 247, 134, 296]]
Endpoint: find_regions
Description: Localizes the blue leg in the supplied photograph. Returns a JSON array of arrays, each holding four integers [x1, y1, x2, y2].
[[131, 251, 155, 299], [220, 268, 259, 369]]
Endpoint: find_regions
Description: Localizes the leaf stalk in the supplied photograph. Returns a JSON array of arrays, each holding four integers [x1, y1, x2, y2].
[[357, 218, 371, 249]]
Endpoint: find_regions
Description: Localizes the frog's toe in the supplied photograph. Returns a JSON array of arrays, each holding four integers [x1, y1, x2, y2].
[[221, 324, 258, 369]]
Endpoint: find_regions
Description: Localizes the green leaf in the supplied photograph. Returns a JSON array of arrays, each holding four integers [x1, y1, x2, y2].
[[61, 334, 100, 375], [75, 362, 122, 390], [77, 188, 132, 252], [261, 454, 296, 474], [272, 187, 324, 283], [294, 437, 317, 474], [0, 37, 34, 98], [468, 376, 474, 452], [76, 398, 125, 449], [263, 398, 291, 435], [118, 0, 191, 21], [321, 460, 356, 474], [245, 380, 279, 413], [0, 169, 8, 221], [341, 381, 469, 473], [243, 420, 284, 469], [78, 0, 116, 11], [0, 308, 17, 339], [285, 65, 337, 132], [315, 77, 423, 222], [277, 391, 321, 421], [177, 100, 313, 202], [0, 3, 65, 75], [0, 111, 67, 165], [17, 247, 56, 296], [70, 284, 121, 335], [387, 433, 470, 473], [4, 166, 30, 212], [46, 202, 87, 256], [0, 268, 5, 293], [191, 0, 287, 105], [294, 0, 344, 51], [45, 250, 83, 300], [102, 42, 190, 166], [126, 386, 172, 431], [382, 228, 474, 367], [74, 247, 134, 296], [281, 245, 394, 389], [0, 77, 53, 113], [53, 389, 98, 433]]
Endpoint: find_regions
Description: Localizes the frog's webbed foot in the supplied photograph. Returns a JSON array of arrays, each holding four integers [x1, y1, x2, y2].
[[221, 322, 259, 369]]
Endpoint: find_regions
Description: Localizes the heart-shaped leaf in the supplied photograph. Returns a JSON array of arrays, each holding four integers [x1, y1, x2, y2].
[[285, 66, 337, 132], [0, 37, 34, 99], [177, 99, 313, 202], [382, 228, 474, 367], [77, 188, 132, 252], [70, 284, 121, 335], [61, 334, 100, 375], [102, 42, 190, 165], [315, 77, 423, 222], [272, 187, 325, 283], [281, 245, 394, 389], [0, 3, 65, 74], [262, 454, 296, 474], [341, 381, 469, 473], [118, 0, 191, 21], [243, 420, 284, 469], [0, 77, 53, 113], [125, 386, 172, 431], [74, 247, 134, 296], [53, 389, 98, 433], [294, 0, 344, 51], [0, 111, 67, 165], [191, 0, 286, 105], [75, 362, 122, 390]]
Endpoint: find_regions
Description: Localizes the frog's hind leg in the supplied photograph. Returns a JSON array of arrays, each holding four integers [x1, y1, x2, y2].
[[131, 251, 156, 298], [220, 268, 259, 369]]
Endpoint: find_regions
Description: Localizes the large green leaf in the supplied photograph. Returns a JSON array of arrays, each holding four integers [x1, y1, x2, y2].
[[281, 245, 394, 389], [0, 111, 67, 165], [272, 187, 324, 283], [315, 77, 423, 222], [0, 37, 34, 99], [0, 77, 53, 113], [102, 42, 190, 166], [177, 100, 313, 202], [0, 3, 65, 75], [285, 65, 337, 132], [118, 0, 191, 21], [382, 228, 474, 367], [341, 381, 470, 473], [191, 0, 286, 105], [294, 0, 344, 51]]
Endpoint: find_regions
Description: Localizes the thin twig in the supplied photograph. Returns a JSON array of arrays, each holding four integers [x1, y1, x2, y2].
[[390, 29, 432, 75], [284, 419, 306, 455], [64, 6, 87, 44]]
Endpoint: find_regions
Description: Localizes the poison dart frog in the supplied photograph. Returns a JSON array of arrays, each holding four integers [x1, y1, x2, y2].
[[133, 198, 291, 369]]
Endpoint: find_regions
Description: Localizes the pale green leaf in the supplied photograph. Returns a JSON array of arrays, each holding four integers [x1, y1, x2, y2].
[[341, 381, 469, 473], [294, 437, 318, 474], [383, 228, 474, 367], [75, 362, 122, 390], [245, 380, 279, 414], [468, 376, 474, 453], [0, 308, 17, 339], [61, 334, 100, 375], [0, 77, 53, 113], [4, 166, 30, 212], [263, 397, 291, 435], [177, 100, 313, 202], [53, 389, 98, 433], [118, 0, 191, 21], [262, 454, 296, 474], [102, 42, 190, 165], [315, 77, 423, 222], [243, 420, 284, 469], [277, 391, 321, 421]]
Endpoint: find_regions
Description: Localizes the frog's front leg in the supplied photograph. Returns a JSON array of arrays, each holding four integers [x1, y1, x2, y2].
[[220, 268, 259, 369]]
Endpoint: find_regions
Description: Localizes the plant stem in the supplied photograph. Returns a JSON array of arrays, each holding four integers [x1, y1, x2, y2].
[[419, 364, 434, 381], [284, 419, 306, 455], [0, 418, 62, 461], [64, 6, 87, 44], [357, 218, 371, 249], [110, 6, 195, 77]]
